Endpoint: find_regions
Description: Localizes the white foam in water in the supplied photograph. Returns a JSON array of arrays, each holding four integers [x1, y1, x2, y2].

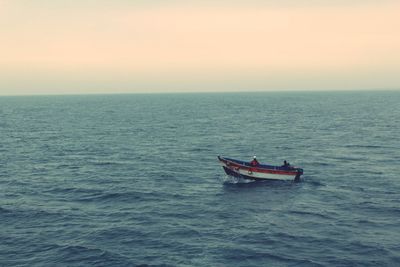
[[221, 175, 254, 184]]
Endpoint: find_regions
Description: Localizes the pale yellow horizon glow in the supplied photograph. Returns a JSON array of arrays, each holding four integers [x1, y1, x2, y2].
[[0, 1, 399, 95]]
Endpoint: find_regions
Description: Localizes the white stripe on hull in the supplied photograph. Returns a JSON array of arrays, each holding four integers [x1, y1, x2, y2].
[[237, 168, 295, 180]]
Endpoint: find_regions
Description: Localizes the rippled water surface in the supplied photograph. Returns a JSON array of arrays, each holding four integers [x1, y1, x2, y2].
[[1, 92, 400, 266]]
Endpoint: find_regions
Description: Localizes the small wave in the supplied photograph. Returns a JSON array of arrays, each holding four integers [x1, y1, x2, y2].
[[89, 227, 151, 244], [289, 210, 334, 220], [218, 245, 324, 266], [44, 187, 104, 196], [89, 160, 126, 166], [76, 190, 167, 203], [309, 162, 335, 167], [55, 244, 135, 266], [0, 206, 12, 214], [328, 156, 366, 161], [355, 218, 382, 226], [306, 180, 326, 187], [344, 144, 386, 149], [77, 192, 140, 202], [161, 227, 202, 239], [190, 147, 212, 152], [0, 206, 66, 222]]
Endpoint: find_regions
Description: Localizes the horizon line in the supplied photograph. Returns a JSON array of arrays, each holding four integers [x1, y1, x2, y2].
[[1, 88, 399, 97]]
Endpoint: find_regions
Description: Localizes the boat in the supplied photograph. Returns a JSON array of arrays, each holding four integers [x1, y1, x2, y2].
[[218, 156, 303, 181]]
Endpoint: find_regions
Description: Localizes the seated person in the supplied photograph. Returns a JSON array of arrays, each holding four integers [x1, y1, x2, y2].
[[250, 156, 259, 166], [282, 160, 290, 167]]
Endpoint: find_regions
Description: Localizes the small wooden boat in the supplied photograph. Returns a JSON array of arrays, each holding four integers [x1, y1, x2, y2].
[[218, 156, 303, 181]]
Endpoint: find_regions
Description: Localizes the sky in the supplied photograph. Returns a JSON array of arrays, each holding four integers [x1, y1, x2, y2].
[[0, 0, 399, 95]]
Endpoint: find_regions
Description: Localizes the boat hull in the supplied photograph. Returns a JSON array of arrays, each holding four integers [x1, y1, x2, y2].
[[218, 156, 303, 181]]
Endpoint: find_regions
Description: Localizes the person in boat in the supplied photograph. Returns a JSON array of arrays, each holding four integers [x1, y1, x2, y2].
[[282, 160, 290, 167], [250, 156, 259, 166]]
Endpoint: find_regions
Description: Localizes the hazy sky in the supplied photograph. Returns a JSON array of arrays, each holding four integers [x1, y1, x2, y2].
[[1, 0, 399, 95]]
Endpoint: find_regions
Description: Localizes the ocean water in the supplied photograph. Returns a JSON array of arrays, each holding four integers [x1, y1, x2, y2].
[[1, 91, 399, 266]]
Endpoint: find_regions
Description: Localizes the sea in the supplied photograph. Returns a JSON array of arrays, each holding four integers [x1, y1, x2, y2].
[[1, 91, 399, 266]]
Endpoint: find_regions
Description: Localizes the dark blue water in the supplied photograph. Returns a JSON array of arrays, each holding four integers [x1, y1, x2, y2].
[[1, 91, 399, 266]]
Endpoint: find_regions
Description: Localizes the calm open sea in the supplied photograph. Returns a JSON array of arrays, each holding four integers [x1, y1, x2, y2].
[[1, 91, 400, 266]]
